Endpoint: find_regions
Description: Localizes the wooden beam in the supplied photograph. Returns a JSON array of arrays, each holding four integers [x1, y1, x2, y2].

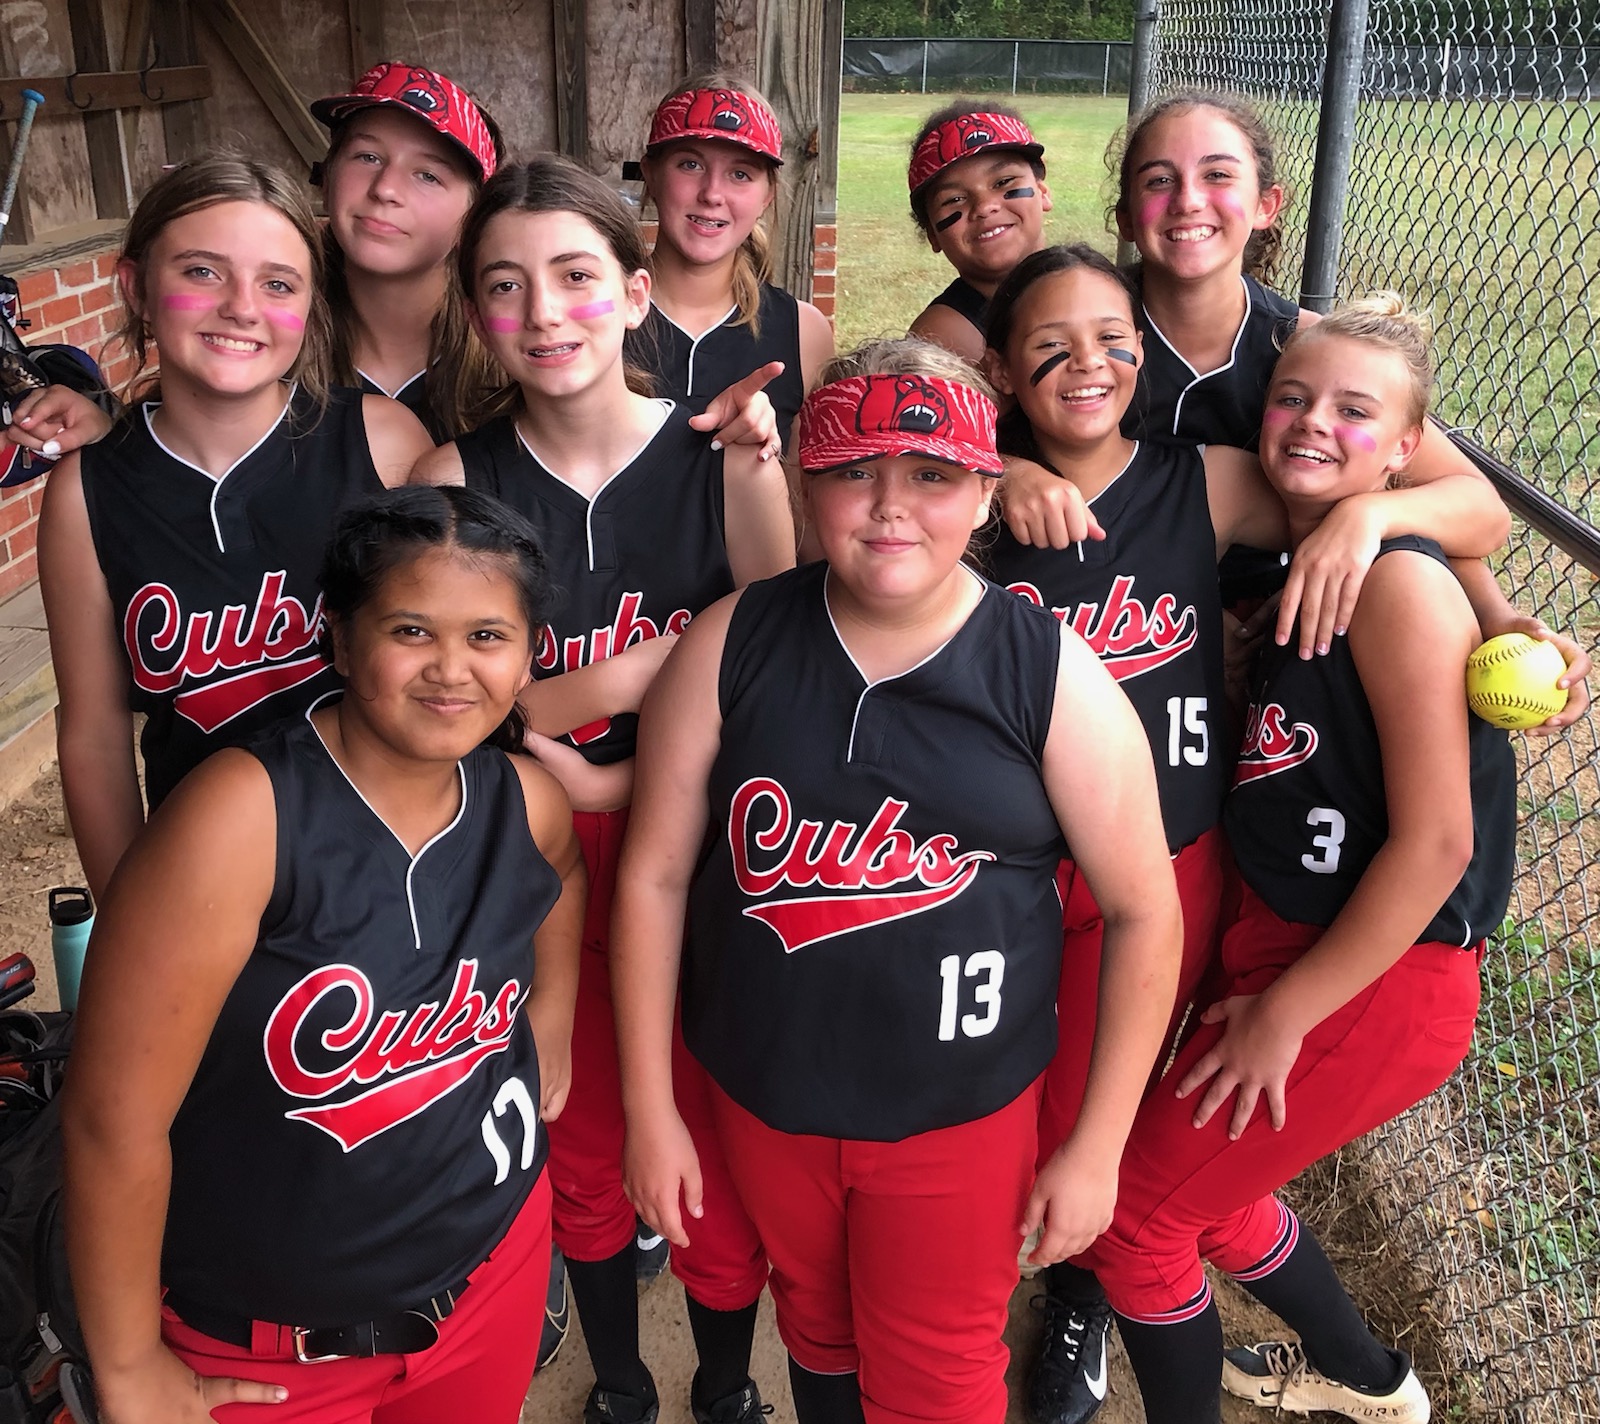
[[150, 0, 209, 163], [756, 0, 832, 296], [347, 0, 385, 79], [0, 70, 211, 120], [193, 0, 324, 168], [66, 0, 129, 218], [684, 0, 718, 74], [815, 0, 843, 227], [118, 0, 154, 187], [552, 0, 590, 169]]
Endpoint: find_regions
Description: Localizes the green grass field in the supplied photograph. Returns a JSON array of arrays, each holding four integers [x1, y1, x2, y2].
[[834, 94, 1127, 350]]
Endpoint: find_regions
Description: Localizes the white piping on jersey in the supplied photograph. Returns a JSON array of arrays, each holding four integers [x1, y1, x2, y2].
[[515, 400, 674, 572], [142, 385, 298, 556], [650, 301, 738, 396], [304, 695, 468, 952], [1076, 441, 1142, 562], [825, 565, 985, 763], [1141, 275, 1253, 437], [356, 367, 427, 401]]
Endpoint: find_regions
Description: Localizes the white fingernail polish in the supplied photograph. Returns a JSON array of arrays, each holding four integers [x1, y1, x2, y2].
[[41, 439, 60, 456], [710, 440, 722, 451]]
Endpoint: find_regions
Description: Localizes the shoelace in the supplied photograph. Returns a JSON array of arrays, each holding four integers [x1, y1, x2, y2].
[[1257, 1341, 1314, 1416], [1033, 1293, 1103, 1372]]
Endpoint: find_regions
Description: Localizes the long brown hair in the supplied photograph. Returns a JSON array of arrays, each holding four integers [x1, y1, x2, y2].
[[1108, 89, 1287, 286], [112, 155, 333, 408], [455, 155, 655, 426], [320, 94, 508, 438], [642, 70, 779, 336]]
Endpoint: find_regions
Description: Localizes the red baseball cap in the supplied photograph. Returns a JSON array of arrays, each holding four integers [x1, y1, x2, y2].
[[908, 111, 1043, 196], [646, 86, 784, 165], [312, 62, 498, 182], [798, 373, 1003, 477]]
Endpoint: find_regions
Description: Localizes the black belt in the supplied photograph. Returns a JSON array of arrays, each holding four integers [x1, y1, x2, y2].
[[166, 1281, 471, 1362]]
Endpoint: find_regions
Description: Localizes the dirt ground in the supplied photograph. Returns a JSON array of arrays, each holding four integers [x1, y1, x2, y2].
[[5, 761, 1274, 1424]]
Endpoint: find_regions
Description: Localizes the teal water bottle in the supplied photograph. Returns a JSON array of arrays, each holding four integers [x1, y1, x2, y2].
[[48, 886, 93, 1012]]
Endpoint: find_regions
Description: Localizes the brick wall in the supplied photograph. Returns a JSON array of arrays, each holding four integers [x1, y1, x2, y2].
[[0, 243, 127, 602]]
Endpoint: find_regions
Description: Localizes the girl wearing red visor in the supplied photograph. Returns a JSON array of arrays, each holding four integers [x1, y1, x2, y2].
[[630, 74, 834, 452], [906, 106, 1052, 363], [612, 337, 1181, 1424]]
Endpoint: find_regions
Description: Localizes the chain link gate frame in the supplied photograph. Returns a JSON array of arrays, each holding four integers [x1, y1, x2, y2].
[[1140, 2, 1600, 1416]]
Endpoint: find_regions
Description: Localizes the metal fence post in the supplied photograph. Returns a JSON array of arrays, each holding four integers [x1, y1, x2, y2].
[[1298, 0, 1371, 312], [920, 38, 928, 93], [1103, 42, 1112, 95], [1012, 39, 1020, 93], [1118, 0, 1161, 264]]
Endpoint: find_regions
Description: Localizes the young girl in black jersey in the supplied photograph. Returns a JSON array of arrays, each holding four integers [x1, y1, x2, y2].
[[981, 243, 1509, 1424], [995, 93, 1591, 723], [413, 154, 793, 1424], [904, 102, 1053, 362], [63, 483, 584, 1424], [632, 73, 834, 449], [37, 156, 434, 903], [1079, 296, 1516, 1424], [612, 336, 1182, 1424]]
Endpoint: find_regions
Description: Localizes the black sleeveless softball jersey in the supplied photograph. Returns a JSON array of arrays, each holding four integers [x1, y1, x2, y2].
[[926, 274, 988, 341], [456, 402, 733, 764], [79, 385, 383, 809], [988, 442, 1228, 853], [630, 285, 807, 448], [164, 712, 560, 1326], [684, 562, 1068, 1142], [1123, 273, 1300, 451], [1225, 537, 1515, 944], [359, 368, 449, 444]]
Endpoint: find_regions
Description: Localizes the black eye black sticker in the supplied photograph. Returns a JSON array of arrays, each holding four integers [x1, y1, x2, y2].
[[1004, 186, 1036, 200], [1107, 347, 1137, 365], [1030, 350, 1073, 386], [935, 210, 962, 232]]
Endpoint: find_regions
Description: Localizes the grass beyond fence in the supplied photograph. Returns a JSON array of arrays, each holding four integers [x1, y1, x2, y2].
[[835, 94, 1127, 350]]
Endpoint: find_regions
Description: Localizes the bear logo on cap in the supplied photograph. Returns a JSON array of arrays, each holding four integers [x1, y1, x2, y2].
[[687, 88, 753, 135], [940, 115, 997, 165], [398, 68, 448, 118], [857, 375, 949, 436]]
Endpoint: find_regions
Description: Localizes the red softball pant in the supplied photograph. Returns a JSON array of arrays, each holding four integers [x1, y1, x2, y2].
[[161, 1171, 552, 1424], [545, 808, 767, 1308], [1081, 882, 1482, 1324], [1036, 826, 1226, 1167], [710, 1079, 1042, 1424]]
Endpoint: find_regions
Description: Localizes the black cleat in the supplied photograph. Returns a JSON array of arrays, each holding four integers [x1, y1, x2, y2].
[[634, 1213, 669, 1284], [537, 1244, 570, 1370], [584, 1381, 661, 1424], [1026, 1292, 1114, 1424], [691, 1374, 774, 1424]]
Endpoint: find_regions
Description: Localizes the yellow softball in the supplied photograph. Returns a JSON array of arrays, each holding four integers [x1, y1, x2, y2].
[[1466, 633, 1569, 730]]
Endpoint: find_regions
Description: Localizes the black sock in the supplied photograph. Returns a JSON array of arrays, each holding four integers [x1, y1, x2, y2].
[[786, 1356, 865, 1424], [1234, 1230, 1401, 1390], [565, 1244, 655, 1400], [1115, 1306, 1223, 1424], [1044, 1260, 1109, 1308], [686, 1294, 759, 1405]]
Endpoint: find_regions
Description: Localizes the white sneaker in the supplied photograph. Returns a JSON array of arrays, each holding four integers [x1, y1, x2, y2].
[[1222, 1340, 1431, 1422]]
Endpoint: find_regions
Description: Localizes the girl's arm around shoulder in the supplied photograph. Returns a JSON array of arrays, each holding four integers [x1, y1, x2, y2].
[[63, 749, 280, 1418], [611, 592, 741, 1249], [1379, 418, 1511, 555], [408, 438, 466, 487], [38, 452, 143, 902], [1204, 443, 1288, 556], [361, 393, 436, 488], [508, 752, 584, 1124], [1025, 624, 1181, 1264], [797, 299, 835, 393], [722, 440, 796, 585]]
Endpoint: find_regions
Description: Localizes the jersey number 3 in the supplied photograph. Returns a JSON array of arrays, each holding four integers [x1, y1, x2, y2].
[[938, 950, 1005, 1041], [1301, 807, 1346, 874]]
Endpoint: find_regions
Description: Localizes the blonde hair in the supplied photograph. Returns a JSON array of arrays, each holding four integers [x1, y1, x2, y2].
[[643, 69, 779, 336], [817, 335, 998, 403], [113, 155, 333, 409], [1283, 291, 1433, 427]]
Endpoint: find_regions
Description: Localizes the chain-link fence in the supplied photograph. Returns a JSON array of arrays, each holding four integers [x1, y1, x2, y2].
[[1146, 3, 1600, 1417], [843, 38, 1132, 94]]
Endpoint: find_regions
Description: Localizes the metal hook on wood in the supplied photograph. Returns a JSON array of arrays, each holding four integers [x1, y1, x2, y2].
[[138, 40, 164, 102], [63, 69, 93, 111]]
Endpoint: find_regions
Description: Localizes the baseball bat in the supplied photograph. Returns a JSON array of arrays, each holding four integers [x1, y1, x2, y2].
[[0, 90, 45, 246]]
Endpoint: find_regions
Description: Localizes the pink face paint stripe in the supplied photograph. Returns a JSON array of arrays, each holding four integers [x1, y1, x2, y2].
[[264, 308, 305, 332], [568, 299, 615, 320], [484, 317, 522, 333], [1335, 425, 1378, 453], [161, 294, 215, 311]]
